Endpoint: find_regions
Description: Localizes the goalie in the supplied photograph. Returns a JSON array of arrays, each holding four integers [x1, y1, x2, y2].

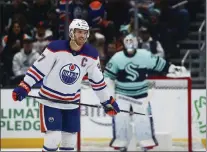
[[104, 34, 187, 151]]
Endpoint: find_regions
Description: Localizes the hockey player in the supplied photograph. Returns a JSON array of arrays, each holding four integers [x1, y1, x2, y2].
[[12, 19, 120, 151], [104, 34, 186, 151]]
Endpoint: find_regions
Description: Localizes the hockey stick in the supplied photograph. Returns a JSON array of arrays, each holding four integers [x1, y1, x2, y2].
[[27, 95, 145, 115]]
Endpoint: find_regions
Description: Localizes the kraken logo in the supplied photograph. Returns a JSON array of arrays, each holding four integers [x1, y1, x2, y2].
[[125, 63, 139, 81]]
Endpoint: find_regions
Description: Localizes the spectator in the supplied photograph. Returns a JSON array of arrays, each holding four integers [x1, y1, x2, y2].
[[33, 21, 53, 54], [138, 26, 165, 58], [152, 0, 189, 59], [58, 0, 88, 39], [89, 0, 117, 61], [84, 0, 116, 64], [88, 0, 105, 28], [69, 0, 88, 21], [88, 0, 116, 44], [2, 21, 30, 49], [1, 21, 30, 77], [12, 13, 34, 36], [88, 29, 106, 60], [130, 0, 161, 26], [3, 0, 29, 33], [12, 37, 39, 85], [112, 24, 131, 53]]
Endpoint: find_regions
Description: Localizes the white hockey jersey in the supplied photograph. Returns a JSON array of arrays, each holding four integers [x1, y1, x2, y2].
[[23, 40, 111, 109]]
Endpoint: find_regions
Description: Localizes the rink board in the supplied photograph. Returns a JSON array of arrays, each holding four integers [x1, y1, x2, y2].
[[0, 88, 206, 149], [2, 138, 206, 148]]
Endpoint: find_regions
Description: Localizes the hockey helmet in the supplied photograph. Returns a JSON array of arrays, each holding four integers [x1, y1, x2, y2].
[[69, 19, 90, 40]]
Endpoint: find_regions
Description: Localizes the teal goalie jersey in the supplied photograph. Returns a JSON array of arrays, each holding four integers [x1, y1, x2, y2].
[[104, 49, 169, 98]]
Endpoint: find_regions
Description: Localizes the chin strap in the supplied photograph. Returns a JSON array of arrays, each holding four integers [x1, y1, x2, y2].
[[70, 40, 82, 51]]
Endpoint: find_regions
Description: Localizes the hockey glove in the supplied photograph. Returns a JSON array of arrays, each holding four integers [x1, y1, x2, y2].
[[167, 64, 190, 77], [101, 96, 120, 116], [12, 81, 31, 101]]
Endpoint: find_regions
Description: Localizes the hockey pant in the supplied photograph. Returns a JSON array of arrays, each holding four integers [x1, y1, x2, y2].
[[110, 94, 158, 149], [39, 104, 80, 151]]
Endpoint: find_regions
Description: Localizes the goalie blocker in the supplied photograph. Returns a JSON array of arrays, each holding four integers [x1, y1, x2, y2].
[[110, 94, 158, 150]]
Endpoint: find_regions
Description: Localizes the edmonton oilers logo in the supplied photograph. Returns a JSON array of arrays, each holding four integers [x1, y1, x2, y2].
[[59, 63, 80, 85]]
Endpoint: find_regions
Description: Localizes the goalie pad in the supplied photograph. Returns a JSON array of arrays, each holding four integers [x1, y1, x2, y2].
[[110, 94, 158, 149]]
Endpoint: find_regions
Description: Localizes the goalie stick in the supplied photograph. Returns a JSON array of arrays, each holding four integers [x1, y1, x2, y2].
[[27, 95, 145, 115]]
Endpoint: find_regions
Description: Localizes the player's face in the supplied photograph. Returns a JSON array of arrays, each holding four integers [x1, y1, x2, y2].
[[123, 35, 138, 54], [74, 29, 88, 46], [124, 38, 134, 50]]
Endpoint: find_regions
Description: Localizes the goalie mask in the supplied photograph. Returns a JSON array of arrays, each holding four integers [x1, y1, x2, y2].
[[123, 34, 138, 53]]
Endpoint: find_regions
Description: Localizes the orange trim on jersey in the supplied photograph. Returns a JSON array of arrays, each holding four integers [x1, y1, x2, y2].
[[40, 88, 80, 101], [28, 68, 42, 80], [46, 48, 55, 52], [56, 50, 71, 53], [39, 104, 47, 132], [83, 75, 88, 80], [91, 82, 106, 87], [79, 54, 97, 60]]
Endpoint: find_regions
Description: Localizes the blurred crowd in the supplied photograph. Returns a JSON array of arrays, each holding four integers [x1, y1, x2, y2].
[[0, 0, 203, 87]]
